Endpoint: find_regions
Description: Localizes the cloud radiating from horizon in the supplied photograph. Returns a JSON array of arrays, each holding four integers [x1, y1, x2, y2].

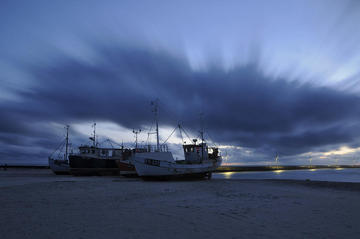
[[1, 0, 360, 165]]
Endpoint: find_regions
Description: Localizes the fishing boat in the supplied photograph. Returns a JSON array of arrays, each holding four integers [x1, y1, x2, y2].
[[48, 125, 70, 175], [68, 123, 136, 176], [131, 101, 222, 179]]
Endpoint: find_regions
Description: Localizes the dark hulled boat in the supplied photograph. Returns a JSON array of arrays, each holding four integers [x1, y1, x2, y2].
[[68, 123, 136, 176], [69, 145, 135, 176]]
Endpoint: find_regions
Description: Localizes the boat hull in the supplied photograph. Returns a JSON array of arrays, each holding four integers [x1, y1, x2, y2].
[[69, 155, 136, 176], [132, 152, 222, 178], [48, 158, 70, 175]]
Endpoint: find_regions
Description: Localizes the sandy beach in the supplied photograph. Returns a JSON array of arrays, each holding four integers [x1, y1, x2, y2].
[[1, 169, 360, 239]]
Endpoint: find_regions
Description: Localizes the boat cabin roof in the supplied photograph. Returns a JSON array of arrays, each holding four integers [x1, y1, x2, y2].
[[183, 143, 206, 149], [78, 145, 125, 151]]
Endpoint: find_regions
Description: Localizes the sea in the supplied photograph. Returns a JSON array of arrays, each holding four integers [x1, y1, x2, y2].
[[213, 168, 360, 183]]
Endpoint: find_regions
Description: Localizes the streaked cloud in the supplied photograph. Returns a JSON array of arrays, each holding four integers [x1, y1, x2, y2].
[[1, 0, 360, 165]]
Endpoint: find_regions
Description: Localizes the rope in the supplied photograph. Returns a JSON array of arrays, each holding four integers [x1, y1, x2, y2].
[[178, 124, 184, 143], [55, 141, 66, 159], [179, 125, 193, 143], [49, 139, 66, 158], [162, 125, 178, 144], [205, 131, 217, 147], [146, 121, 154, 145]]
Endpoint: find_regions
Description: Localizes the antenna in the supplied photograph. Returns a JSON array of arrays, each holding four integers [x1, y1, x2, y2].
[[151, 99, 160, 151], [200, 112, 204, 162], [93, 123, 96, 147], [275, 153, 279, 168], [89, 122, 97, 147], [65, 125, 70, 161], [199, 112, 204, 144], [133, 129, 141, 149]]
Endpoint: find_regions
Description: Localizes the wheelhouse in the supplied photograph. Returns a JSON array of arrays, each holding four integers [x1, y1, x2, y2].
[[78, 146, 129, 159], [183, 142, 208, 163]]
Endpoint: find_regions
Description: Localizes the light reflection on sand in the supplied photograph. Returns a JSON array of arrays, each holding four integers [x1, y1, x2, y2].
[[221, 172, 236, 179], [214, 168, 360, 183], [273, 170, 284, 174]]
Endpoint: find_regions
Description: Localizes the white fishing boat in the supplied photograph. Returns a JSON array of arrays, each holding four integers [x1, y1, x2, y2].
[[131, 101, 222, 179], [48, 125, 70, 175]]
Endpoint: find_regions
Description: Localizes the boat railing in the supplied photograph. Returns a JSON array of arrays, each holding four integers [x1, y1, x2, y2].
[[136, 144, 168, 153]]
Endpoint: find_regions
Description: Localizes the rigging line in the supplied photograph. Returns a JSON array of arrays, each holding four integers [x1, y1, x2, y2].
[[107, 139, 114, 148], [146, 121, 154, 145], [109, 140, 133, 149], [97, 138, 106, 145], [55, 141, 66, 159], [49, 139, 66, 158], [178, 124, 184, 143], [101, 139, 115, 148], [110, 141, 122, 146], [205, 131, 217, 147], [49, 127, 69, 157], [162, 125, 178, 144], [109, 139, 130, 148], [179, 125, 193, 143], [108, 140, 126, 148]]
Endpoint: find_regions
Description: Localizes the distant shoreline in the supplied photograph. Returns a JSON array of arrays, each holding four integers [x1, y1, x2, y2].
[[0, 165, 49, 169], [216, 165, 360, 172]]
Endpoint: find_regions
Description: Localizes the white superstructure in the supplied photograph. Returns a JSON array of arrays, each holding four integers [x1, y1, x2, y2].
[[131, 100, 222, 178], [132, 145, 222, 177]]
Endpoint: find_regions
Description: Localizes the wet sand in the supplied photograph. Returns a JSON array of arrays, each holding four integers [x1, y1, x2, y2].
[[1, 169, 360, 239]]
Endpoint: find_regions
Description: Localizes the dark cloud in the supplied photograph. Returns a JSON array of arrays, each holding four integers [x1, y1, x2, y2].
[[1, 41, 360, 164]]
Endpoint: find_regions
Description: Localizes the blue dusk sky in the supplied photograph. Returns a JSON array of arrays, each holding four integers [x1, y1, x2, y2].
[[1, 0, 360, 165]]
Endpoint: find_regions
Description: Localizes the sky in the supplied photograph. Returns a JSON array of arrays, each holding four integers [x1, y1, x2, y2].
[[1, 0, 360, 165]]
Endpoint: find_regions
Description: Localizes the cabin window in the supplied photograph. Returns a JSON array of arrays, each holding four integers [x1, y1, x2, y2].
[[92, 150, 95, 154]]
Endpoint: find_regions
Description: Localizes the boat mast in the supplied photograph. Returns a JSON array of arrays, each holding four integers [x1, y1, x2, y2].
[[152, 99, 160, 151], [65, 125, 69, 161], [93, 122, 96, 148], [275, 153, 279, 169], [200, 113, 204, 161], [133, 129, 141, 149]]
